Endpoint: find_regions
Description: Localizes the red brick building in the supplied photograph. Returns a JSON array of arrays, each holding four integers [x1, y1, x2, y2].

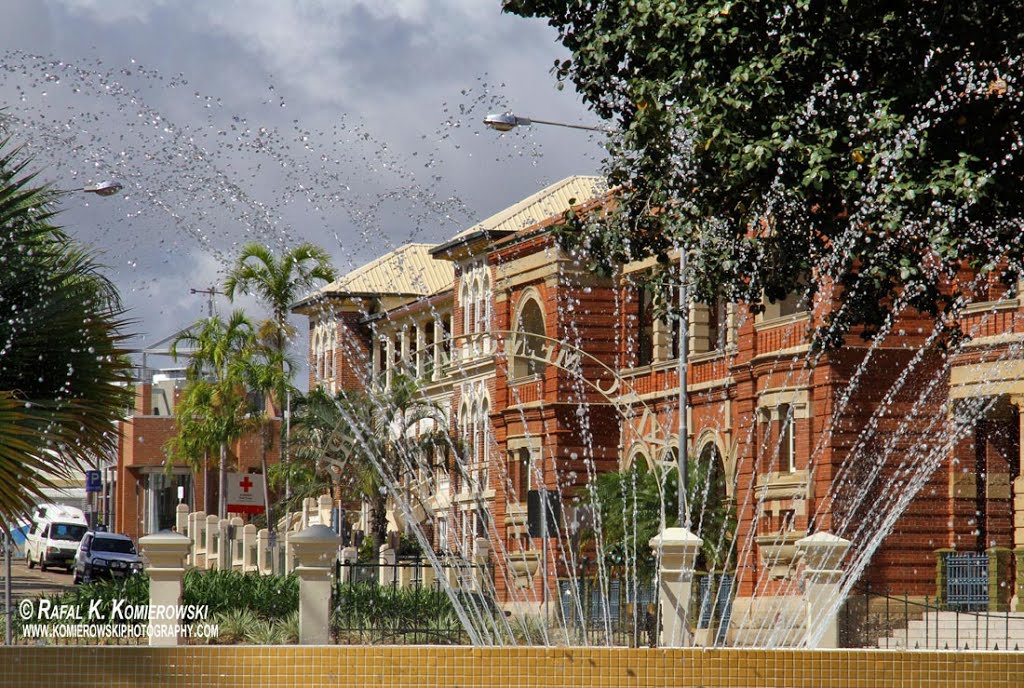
[[115, 362, 281, 540], [297, 176, 1024, 619]]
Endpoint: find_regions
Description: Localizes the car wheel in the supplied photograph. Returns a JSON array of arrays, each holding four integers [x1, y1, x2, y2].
[[40, 561, 47, 572], [66, 565, 74, 574], [73, 570, 81, 585], [28, 554, 35, 570]]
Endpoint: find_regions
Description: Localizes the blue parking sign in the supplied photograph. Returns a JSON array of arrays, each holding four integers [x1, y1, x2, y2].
[[85, 470, 102, 493]]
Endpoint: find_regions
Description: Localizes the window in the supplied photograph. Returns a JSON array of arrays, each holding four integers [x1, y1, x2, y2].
[[778, 404, 795, 472], [437, 517, 449, 551], [636, 286, 654, 366], [512, 298, 547, 379]]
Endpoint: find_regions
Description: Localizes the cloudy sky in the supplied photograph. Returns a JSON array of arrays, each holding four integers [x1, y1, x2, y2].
[[0, 1, 603, 368]]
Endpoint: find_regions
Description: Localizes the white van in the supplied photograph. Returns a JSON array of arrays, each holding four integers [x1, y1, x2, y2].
[[25, 504, 89, 572]]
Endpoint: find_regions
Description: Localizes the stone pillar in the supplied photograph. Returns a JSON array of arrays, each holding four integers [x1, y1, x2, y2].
[[187, 511, 205, 567], [1016, 549, 1024, 612], [1012, 396, 1024, 610], [318, 495, 333, 527], [796, 531, 851, 649], [473, 537, 491, 593], [988, 547, 1013, 612], [175, 504, 189, 534], [205, 515, 219, 570], [230, 517, 244, 569], [139, 532, 191, 647], [242, 524, 258, 572], [649, 527, 703, 648], [218, 518, 231, 570], [338, 546, 357, 584], [290, 525, 340, 645], [257, 528, 271, 574], [934, 548, 954, 606], [379, 546, 397, 587]]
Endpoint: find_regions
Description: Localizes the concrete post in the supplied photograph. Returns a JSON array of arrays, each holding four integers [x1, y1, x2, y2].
[[473, 537, 491, 593], [257, 528, 271, 574], [318, 495, 333, 527], [379, 546, 397, 587], [204, 515, 219, 570], [338, 546, 357, 584], [139, 532, 191, 647], [290, 525, 340, 645], [649, 527, 703, 648], [187, 511, 205, 567], [218, 518, 231, 570], [175, 504, 189, 534], [229, 517, 244, 569], [796, 531, 851, 649], [242, 524, 258, 572]]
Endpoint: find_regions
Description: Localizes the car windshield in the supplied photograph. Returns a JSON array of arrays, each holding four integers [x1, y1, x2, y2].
[[51, 524, 87, 541], [92, 537, 136, 554]]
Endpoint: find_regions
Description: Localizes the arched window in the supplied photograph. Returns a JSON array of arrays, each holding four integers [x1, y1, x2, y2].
[[461, 281, 471, 336], [512, 297, 547, 379]]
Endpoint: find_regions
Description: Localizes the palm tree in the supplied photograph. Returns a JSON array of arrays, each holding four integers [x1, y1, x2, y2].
[[288, 374, 452, 551], [223, 241, 336, 508], [166, 311, 267, 519], [0, 141, 131, 525]]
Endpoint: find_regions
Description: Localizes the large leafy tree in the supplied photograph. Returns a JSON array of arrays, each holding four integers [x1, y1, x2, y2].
[[583, 458, 735, 579], [504, 1, 1024, 346], [223, 241, 336, 503], [0, 141, 131, 525]]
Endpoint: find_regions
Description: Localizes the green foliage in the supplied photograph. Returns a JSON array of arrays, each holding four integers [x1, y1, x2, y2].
[[0, 139, 132, 524], [288, 373, 454, 550], [332, 583, 468, 644], [583, 457, 735, 577], [183, 569, 298, 621], [504, 1, 1024, 345]]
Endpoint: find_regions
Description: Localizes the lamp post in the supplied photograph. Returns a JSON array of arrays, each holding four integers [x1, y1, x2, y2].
[[3, 179, 122, 646], [483, 112, 611, 134]]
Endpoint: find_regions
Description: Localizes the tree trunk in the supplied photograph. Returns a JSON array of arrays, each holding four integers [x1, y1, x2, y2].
[[219, 442, 227, 519], [370, 493, 388, 552], [261, 424, 274, 535]]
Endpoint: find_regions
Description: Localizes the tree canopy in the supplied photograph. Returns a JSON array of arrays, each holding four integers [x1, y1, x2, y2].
[[504, 1, 1024, 345], [0, 141, 131, 524]]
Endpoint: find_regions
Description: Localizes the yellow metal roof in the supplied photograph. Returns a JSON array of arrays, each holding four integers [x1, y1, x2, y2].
[[322, 243, 453, 297], [306, 176, 606, 305], [450, 175, 606, 240]]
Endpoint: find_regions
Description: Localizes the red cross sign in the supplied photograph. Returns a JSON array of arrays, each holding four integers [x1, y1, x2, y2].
[[226, 472, 265, 514]]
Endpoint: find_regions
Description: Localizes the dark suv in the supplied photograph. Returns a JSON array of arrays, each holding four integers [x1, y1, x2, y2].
[[73, 532, 144, 584]]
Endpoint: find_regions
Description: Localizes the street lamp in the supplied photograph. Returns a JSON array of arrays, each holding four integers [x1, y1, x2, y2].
[[484, 112, 689, 528], [81, 181, 124, 197], [483, 112, 611, 134]]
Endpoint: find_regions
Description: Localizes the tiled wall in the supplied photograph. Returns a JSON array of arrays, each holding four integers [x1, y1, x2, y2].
[[1, 646, 1021, 687]]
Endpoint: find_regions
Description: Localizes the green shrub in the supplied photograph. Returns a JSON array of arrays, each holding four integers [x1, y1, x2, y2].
[[183, 569, 297, 621]]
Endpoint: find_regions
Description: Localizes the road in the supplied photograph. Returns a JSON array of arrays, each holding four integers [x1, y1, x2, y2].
[[3, 557, 75, 600]]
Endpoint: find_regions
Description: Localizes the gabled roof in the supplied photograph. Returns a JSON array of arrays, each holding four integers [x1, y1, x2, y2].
[[451, 175, 606, 240], [294, 176, 607, 311], [310, 243, 453, 300]]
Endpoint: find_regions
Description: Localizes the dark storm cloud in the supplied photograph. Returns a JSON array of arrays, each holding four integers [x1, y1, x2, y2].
[[0, 1, 603, 364]]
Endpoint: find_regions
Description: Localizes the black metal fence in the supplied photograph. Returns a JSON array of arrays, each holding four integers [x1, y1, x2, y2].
[[332, 556, 493, 645], [845, 582, 1022, 651], [556, 576, 658, 646]]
